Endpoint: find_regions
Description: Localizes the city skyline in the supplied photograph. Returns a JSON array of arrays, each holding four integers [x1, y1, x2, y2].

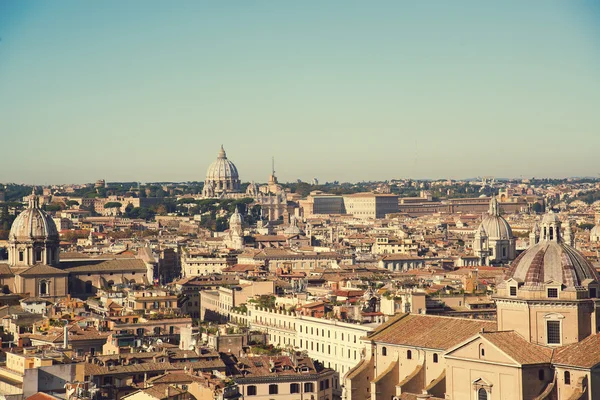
[[1, 1, 600, 184]]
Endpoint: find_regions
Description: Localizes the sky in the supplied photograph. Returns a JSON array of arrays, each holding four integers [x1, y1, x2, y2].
[[1, 1, 599, 185]]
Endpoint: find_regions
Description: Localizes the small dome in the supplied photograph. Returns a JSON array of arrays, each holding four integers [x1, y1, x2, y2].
[[481, 215, 513, 240], [206, 146, 239, 182], [229, 210, 243, 226], [284, 216, 302, 236], [9, 194, 58, 241], [541, 211, 560, 225], [477, 197, 513, 240]]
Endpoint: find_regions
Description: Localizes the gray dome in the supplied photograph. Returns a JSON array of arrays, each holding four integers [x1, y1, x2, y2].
[[481, 215, 513, 240], [478, 197, 513, 240], [9, 195, 58, 241], [205, 146, 239, 182]]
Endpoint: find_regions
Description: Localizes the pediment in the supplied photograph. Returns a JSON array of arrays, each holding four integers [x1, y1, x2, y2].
[[445, 335, 520, 366]]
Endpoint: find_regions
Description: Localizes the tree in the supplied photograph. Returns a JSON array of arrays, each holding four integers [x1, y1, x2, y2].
[[104, 202, 123, 209], [44, 203, 63, 212], [531, 202, 543, 213], [66, 200, 80, 208]]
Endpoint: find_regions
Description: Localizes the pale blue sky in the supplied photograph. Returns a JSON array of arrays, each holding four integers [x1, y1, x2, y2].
[[1, 1, 599, 184]]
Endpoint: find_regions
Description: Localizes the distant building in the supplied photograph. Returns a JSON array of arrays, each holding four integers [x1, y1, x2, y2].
[[202, 146, 241, 197], [343, 193, 399, 219]]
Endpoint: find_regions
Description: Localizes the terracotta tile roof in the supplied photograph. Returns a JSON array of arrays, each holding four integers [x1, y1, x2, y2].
[[0, 263, 14, 276], [84, 359, 225, 376], [61, 258, 147, 273], [369, 313, 495, 350], [18, 264, 69, 276], [132, 383, 187, 400], [26, 393, 62, 400], [480, 331, 553, 365], [553, 333, 600, 368]]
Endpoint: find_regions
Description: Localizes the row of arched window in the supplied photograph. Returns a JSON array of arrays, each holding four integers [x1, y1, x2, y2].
[[381, 347, 437, 362]]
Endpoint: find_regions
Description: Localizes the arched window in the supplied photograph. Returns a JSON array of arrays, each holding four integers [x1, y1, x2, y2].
[[36, 248, 42, 262], [478, 388, 488, 400], [433, 353, 439, 363], [564, 371, 571, 385], [39, 281, 48, 296], [19, 251, 24, 262], [407, 350, 412, 360], [382, 347, 387, 356]]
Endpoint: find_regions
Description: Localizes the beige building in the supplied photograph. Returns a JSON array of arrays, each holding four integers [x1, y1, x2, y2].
[[232, 353, 335, 400], [181, 249, 235, 277], [343, 193, 398, 219]]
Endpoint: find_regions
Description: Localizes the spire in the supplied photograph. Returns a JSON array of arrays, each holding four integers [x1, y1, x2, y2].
[[488, 196, 499, 217], [272, 156, 275, 176], [218, 145, 226, 159]]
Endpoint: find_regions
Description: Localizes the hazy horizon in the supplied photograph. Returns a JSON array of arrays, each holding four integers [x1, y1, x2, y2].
[[1, 1, 599, 184]]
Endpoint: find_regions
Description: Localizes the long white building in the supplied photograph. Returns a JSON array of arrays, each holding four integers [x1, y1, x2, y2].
[[230, 304, 381, 397]]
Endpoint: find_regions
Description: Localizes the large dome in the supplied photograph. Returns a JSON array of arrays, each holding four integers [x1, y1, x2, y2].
[[9, 195, 58, 241], [206, 146, 239, 182], [203, 145, 241, 195], [505, 212, 599, 289]]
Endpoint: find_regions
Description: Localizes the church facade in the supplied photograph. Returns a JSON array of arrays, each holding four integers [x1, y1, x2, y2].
[[0, 191, 153, 300]]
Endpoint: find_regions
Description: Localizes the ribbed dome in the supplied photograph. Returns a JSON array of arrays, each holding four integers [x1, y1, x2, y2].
[[205, 145, 239, 182], [506, 240, 598, 288], [9, 195, 58, 241]]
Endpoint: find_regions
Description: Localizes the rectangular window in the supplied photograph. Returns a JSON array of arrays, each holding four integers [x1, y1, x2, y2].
[[547, 288, 558, 298], [290, 383, 300, 394], [547, 321, 561, 344], [509, 286, 517, 296], [590, 288, 597, 298]]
